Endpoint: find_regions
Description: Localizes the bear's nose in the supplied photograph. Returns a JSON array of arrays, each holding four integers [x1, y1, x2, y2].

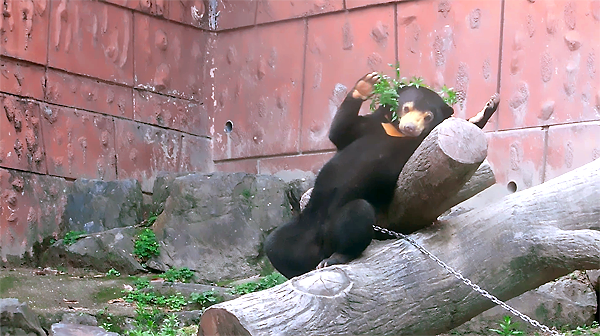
[[401, 123, 417, 136]]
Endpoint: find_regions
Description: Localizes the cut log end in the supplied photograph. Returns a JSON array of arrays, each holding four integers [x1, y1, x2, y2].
[[438, 118, 488, 165], [200, 308, 250, 336]]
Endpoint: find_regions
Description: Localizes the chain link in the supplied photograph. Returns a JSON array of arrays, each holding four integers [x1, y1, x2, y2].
[[373, 225, 563, 336]]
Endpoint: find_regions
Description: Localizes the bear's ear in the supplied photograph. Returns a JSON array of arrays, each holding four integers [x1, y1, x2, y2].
[[441, 103, 454, 118]]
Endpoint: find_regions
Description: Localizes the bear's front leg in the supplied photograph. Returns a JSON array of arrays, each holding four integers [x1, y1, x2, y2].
[[329, 73, 381, 150], [468, 93, 500, 129]]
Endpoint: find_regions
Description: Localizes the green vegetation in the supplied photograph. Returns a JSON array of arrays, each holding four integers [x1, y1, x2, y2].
[[489, 316, 524, 336], [229, 272, 286, 295], [114, 270, 285, 335], [123, 283, 187, 311], [189, 290, 223, 309], [63, 231, 86, 246], [94, 285, 124, 302], [134, 229, 160, 261], [0, 275, 19, 295], [370, 63, 458, 121], [240, 188, 253, 199], [561, 321, 600, 336], [106, 268, 121, 277], [159, 267, 194, 283]]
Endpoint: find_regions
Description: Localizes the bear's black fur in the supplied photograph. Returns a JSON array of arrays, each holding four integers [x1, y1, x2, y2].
[[265, 73, 498, 279]]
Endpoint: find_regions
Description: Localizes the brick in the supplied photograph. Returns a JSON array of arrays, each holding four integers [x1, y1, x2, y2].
[[545, 121, 600, 181], [486, 128, 546, 192], [115, 119, 182, 192], [213, 0, 257, 30], [256, 0, 343, 24], [40, 104, 117, 180], [396, 0, 502, 131], [215, 159, 259, 174], [0, 168, 67, 263], [48, 0, 134, 85], [134, 90, 208, 136], [0, 0, 50, 64], [180, 134, 214, 173], [45, 69, 134, 119], [133, 13, 207, 100], [165, 0, 206, 28], [0, 94, 46, 173], [258, 152, 334, 175], [498, 0, 600, 130], [345, 0, 397, 9], [210, 21, 305, 160], [169, 0, 257, 31], [302, 6, 396, 152], [0, 57, 46, 100], [104, 0, 168, 17]]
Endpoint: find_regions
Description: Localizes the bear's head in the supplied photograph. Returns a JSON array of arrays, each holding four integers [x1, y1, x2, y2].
[[390, 85, 454, 138]]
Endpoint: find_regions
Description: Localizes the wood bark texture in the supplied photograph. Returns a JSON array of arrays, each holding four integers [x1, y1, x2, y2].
[[381, 117, 489, 233], [200, 158, 600, 336]]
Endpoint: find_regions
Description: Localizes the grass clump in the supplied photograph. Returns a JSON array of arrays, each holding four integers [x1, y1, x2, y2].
[[134, 229, 160, 262], [159, 267, 194, 283], [229, 272, 286, 295], [63, 231, 86, 245], [189, 290, 223, 309]]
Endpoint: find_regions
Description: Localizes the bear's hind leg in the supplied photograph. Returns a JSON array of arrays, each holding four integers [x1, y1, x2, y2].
[[317, 199, 375, 269]]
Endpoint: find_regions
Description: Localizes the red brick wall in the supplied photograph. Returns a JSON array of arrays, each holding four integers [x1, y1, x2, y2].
[[209, 0, 600, 193], [0, 0, 214, 261], [1, 0, 599, 261]]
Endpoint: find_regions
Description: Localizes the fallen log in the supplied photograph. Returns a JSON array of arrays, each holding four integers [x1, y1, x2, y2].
[[200, 158, 600, 335]]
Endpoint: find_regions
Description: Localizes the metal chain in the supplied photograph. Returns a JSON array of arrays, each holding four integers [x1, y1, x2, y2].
[[373, 225, 563, 336]]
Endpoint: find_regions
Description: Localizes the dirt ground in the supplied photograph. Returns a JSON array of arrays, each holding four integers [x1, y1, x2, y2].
[[0, 266, 138, 322]]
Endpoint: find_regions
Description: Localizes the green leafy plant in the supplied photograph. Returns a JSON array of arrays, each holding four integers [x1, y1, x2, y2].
[[160, 267, 194, 283], [369, 63, 458, 121], [106, 268, 121, 277], [489, 316, 524, 336], [134, 229, 160, 261], [230, 272, 287, 295], [148, 215, 159, 225], [63, 231, 86, 246], [123, 279, 187, 311], [189, 290, 223, 309]]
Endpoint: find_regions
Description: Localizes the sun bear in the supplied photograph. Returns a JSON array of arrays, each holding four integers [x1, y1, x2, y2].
[[265, 72, 499, 279]]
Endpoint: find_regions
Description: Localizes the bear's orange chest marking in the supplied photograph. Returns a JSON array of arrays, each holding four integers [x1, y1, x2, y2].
[[380, 123, 405, 138]]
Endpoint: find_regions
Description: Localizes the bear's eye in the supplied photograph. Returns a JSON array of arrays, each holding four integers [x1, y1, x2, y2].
[[403, 105, 410, 114], [423, 112, 433, 122]]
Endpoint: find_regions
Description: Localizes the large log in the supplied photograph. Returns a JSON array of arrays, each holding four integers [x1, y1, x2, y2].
[[200, 158, 600, 335], [298, 160, 496, 214], [381, 117, 489, 233]]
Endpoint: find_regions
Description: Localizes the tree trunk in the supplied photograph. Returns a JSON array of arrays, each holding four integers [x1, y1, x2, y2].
[[381, 117, 489, 233], [200, 158, 600, 336]]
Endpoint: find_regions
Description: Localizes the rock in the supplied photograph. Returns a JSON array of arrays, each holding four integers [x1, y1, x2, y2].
[[62, 179, 143, 234], [0, 168, 68, 266], [0, 298, 46, 336], [283, 174, 316, 215], [453, 271, 597, 333], [50, 323, 119, 336], [151, 172, 193, 216], [42, 227, 145, 274], [587, 269, 600, 290], [151, 172, 294, 282], [60, 313, 97, 326]]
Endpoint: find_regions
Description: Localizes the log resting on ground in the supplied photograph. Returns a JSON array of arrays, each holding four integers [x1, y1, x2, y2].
[[199, 117, 600, 335]]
